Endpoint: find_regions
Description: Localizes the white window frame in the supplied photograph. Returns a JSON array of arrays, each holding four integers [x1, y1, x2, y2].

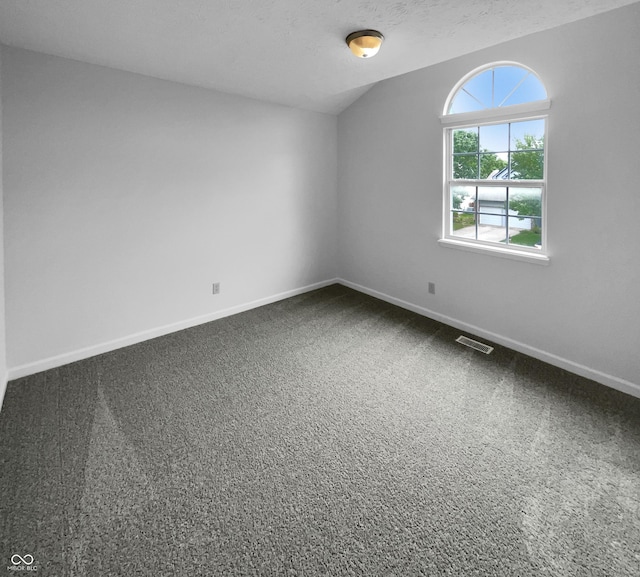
[[439, 63, 551, 265]]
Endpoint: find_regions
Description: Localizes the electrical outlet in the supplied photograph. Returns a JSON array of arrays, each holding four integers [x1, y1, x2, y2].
[[212, 282, 220, 295], [428, 282, 436, 295]]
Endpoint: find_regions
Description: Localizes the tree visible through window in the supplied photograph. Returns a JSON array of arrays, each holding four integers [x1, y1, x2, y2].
[[441, 63, 549, 260]]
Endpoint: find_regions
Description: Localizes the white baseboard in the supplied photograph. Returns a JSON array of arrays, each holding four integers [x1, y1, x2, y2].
[[337, 278, 640, 400], [8, 277, 639, 401], [7, 278, 339, 381]]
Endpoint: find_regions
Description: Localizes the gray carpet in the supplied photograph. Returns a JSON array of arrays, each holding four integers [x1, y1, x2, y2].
[[1, 284, 639, 576]]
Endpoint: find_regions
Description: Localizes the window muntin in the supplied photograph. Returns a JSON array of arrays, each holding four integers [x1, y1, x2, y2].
[[442, 63, 549, 259]]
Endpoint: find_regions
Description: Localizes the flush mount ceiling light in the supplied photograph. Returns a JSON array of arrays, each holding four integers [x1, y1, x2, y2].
[[346, 30, 384, 58]]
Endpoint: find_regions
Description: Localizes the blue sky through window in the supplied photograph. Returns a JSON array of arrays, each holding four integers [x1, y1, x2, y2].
[[448, 65, 547, 114]]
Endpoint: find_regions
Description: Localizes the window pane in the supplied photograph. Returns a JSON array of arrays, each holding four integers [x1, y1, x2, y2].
[[453, 128, 478, 153], [480, 123, 509, 153], [510, 119, 545, 150], [451, 186, 477, 237], [479, 153, 507, 178], [478, 222, 507, 244], [508, 188, 542, 248], [452, 212, 477, 238], [508, 217, 542, 248], [477, 187, 507, 228], [476, 187, 508, 243], [453, 155, 478, 179], [451, 186, 475, 210], [508, 188, 542, 218], [510, 150, 544, 180]]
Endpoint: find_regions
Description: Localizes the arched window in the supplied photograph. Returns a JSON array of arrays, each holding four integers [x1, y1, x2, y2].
[[440, 62, 550, 263]]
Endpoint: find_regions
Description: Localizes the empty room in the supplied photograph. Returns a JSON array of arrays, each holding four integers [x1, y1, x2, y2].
[[1, 1, 639, 575]]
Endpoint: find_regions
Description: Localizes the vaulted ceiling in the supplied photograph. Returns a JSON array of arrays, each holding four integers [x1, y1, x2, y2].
[[1, 0, 638, 114]]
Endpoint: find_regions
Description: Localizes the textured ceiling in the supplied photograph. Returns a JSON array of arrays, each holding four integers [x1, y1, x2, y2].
[[0, 0, 638, 114]]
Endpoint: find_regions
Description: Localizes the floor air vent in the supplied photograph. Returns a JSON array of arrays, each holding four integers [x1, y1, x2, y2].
[[456, 335, 494, 354]]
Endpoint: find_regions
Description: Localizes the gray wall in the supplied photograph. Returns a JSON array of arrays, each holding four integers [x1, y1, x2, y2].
[[337, 4, 640, 394], [3, 47, 337, 373]]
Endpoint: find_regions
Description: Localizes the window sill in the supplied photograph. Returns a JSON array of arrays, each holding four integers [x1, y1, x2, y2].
[[438, 238, 550, 265]]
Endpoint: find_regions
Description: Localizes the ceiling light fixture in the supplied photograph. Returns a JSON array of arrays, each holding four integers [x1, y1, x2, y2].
[[346, 30, 384, 59]]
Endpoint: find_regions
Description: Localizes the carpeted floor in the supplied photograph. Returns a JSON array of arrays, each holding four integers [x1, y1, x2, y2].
[[1, 284, 639, 576]]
